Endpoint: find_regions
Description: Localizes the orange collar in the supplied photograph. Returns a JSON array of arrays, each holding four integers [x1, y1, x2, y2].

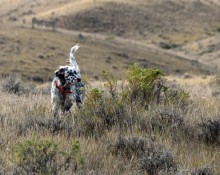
[[56, 80, 73, 94]]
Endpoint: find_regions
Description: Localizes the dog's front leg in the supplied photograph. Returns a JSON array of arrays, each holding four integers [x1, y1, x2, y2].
[[52, 103, 59, 117]]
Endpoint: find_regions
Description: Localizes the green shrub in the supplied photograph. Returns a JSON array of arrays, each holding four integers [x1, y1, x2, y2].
[[125, 64, 190, 108], [126, 64, 166, 105], [14, 139, 83, 175]]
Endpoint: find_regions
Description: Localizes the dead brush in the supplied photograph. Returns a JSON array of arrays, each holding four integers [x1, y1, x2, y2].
[[1, 75, 34, 95], [150, 107, 184, 133], [107, 136, 177, 174], [17, 116, 75, 137], [1, 75, 25, 95], [138, 146, 177, 175], [197, 119, 220, 145], [191, 166, 215, 175], [209, 75, 220, 97], [108, 136, 146, 159]]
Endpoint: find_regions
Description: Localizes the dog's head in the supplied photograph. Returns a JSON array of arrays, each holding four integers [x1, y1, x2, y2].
[[55, 65, 81, 86]]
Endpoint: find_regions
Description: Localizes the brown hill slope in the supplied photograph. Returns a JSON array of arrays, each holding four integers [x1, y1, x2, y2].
[[56, 0, 220, 68], [0, 25, 214, 82], [0, 0, 220, 82], [57, 1, 220, 43]]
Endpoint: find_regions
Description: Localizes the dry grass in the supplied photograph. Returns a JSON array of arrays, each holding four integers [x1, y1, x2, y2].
[[1, 72, 220, 174], [1, 0, 220, 173]]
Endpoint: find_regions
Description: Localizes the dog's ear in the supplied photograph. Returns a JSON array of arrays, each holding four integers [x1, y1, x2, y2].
[[55, 67, 65, 77]]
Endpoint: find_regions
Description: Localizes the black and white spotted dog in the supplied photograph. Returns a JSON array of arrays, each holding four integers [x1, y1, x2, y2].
[[51, 44, 84, 116]]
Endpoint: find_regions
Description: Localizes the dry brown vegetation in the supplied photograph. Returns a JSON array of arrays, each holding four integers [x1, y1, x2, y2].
[[1, 0, 220, 174], [1, 69, 220, 174]]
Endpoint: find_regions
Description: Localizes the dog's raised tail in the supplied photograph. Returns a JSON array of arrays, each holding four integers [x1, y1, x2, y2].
[[69, 44, 80, 74], [69, 44, 80, 65], [71, 44, 80, 55]]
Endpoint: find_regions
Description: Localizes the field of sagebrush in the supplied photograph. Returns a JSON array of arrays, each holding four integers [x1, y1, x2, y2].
[[1, 65, 220, 175]]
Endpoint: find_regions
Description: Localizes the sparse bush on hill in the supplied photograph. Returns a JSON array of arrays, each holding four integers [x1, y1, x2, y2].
[[159, 42, 179, 50], [101, 70, 118, 98]]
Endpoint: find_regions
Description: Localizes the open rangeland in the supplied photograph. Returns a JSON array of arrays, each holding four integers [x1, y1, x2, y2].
[[1, 0, 220, 174], [1, 73, 220, 174]]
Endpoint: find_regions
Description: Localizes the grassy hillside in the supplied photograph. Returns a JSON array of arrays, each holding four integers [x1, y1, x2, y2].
[[1, 0, 220, 75], [56, 0, 220, 68], [1, 1, 220, 174], [1, 68, 220, 174], [0, 25, 214, 83], [58, 1, 220, 41]]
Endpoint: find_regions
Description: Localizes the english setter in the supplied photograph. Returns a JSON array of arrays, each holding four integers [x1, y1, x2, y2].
[[51, 44, 84, 116]]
